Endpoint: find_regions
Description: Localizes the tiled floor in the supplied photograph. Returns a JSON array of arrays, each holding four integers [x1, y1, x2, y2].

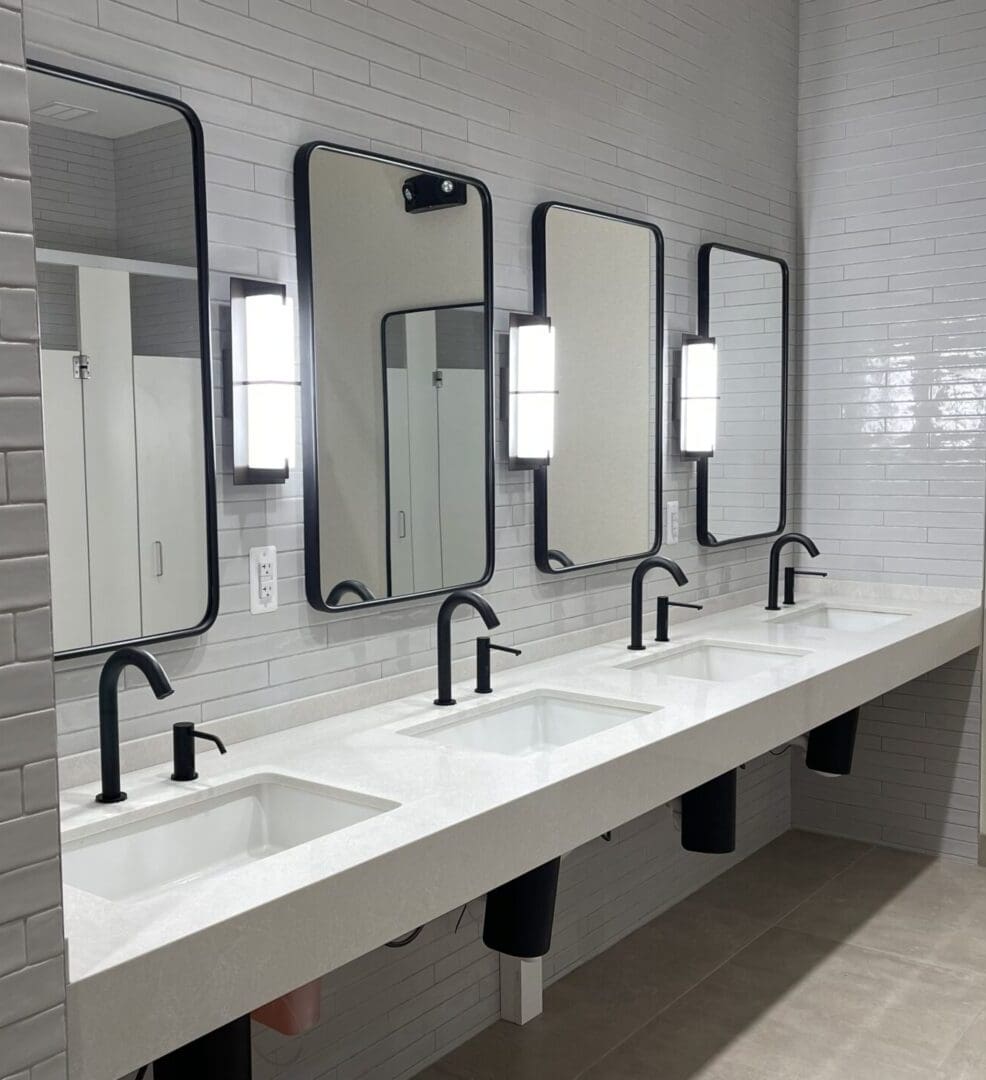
[[417, 830, 986, 1079]]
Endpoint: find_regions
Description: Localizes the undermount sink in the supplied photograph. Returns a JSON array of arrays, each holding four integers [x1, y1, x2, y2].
[[770, 603, 911, 632], [622, 640, 809, 682], [62, 775, 398, 902], [402, 690, 654, 756]]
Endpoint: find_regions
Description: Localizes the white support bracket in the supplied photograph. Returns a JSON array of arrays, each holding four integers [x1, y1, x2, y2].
[[499, 955, 543, 1025]]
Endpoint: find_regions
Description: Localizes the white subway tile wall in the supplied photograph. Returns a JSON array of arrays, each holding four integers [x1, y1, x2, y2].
[[17, 1, 801, 1077], [0, 2, 67, 1078], [22, 0, 799, 757], [794, 0, 985, 860]]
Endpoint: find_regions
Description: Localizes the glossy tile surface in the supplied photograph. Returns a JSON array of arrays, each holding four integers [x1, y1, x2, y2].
[[420, 834, 986, 1080]]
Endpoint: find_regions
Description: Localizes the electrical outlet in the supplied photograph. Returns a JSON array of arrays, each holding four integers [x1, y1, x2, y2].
[[250, 545, 278, 614], [666, 500, 680, 545]]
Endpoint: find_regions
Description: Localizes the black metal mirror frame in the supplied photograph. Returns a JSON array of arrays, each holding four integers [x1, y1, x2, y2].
[[27, 59, 220, 661], [294, 142, 495, 613], [695, 242, 789, 548], [531, 202, 665, 575]]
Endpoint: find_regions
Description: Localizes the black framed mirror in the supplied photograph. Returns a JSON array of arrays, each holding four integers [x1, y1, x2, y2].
[[26, 60, 219, 660], [696, 243, 789, 547], [532, 203, 664, 574], [294, 143, 495, 612]]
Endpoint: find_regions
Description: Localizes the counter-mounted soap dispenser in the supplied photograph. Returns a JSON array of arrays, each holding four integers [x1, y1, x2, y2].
[[171, 721, 227, 781]]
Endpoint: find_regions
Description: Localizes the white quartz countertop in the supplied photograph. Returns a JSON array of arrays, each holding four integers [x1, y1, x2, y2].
[[60, 582, 982, 1079]]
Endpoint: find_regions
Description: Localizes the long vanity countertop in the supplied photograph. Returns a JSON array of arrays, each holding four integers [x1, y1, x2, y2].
[[60, 582, 982, 1080]]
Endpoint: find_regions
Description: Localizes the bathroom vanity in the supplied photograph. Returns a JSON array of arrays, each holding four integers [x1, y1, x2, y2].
[[57, 579, 980, 1079]]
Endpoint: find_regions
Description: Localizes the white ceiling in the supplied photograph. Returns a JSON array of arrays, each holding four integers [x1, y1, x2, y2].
[[27, 71, 182, 139]]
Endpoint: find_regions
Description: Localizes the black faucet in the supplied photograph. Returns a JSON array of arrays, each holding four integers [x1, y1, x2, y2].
[[435, 591, 500, 706], [476, 638, 522, 694], [172, 722, 228, 782], [628, 556, 688, 651], [545, 548, 574, 569], [656, 597, 704, 643], [97, 647, 173, 804], [326, 579, 375, 605], [766, 532, 823, 611]]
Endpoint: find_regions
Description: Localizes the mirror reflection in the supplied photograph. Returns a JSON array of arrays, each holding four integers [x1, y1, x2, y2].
[[533, 204, 663, 572], [27, 66, 215, 657], [698, 244, 788, 545], [382, 305, 486, 598], [296, 145, 493, 610]]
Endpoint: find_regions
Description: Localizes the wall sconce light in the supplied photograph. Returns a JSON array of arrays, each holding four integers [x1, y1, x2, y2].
[[507, 313, 555, 470], [679, 334, 718, 458], [230, 277, 297, 485]]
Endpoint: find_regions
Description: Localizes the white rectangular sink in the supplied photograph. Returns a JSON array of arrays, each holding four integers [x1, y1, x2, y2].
[[622, 640, 809, 682], [771, 603, 911, 632], [62, 775, 398, 903], [402, 690, 654, 756]]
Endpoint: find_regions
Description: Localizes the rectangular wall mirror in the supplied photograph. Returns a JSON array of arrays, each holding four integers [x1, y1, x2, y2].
[[27, 61, 218, 659], [696, 243, 788, 546], [532, 203, 663, 573], [295, 144, 494, 611]]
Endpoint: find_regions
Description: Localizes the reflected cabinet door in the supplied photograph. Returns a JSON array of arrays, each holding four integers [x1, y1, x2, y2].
[[295, 144, 494, 612], [532, 204, 664, 573], [696, 244, 789, 546], [28, 61, 218, 658]]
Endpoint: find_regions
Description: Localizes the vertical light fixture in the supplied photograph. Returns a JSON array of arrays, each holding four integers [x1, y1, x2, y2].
[[230, 277, 297, 485], [680, 334, 718, 458], [507, 313, 556, 470]]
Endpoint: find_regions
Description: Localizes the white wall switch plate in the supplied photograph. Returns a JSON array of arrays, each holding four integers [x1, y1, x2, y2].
[[249, 545, 278, 614], [666, 500, 680, 545]]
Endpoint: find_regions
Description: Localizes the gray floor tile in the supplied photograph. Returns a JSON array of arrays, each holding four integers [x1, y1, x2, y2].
[[686, 830, 870, 925], [420, 897, 765, 1080], [938, 1005, 986, 1080], [588, 927, 986, 1080], [419, 835, 982, 1080], [781, 844, 986, 974]]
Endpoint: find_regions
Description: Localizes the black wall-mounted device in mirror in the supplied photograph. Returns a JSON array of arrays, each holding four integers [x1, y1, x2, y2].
[[294, 143, 495, 613], [26, 60, 218, 660], [532, 202, 664, 574], [696, 243, 789, 547]]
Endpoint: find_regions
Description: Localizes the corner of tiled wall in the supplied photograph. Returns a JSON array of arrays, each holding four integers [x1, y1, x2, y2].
[[793, 0, 986, 861], [0, 1, 68, 1076]]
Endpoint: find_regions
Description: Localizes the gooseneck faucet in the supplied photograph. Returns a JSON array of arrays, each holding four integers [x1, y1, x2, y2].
[[435, 591, 500, 706], [326, 579, 375, 605], [629, 556, 688, 651], [97, 647, 174, 803], [766, 532, 822, 611]]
